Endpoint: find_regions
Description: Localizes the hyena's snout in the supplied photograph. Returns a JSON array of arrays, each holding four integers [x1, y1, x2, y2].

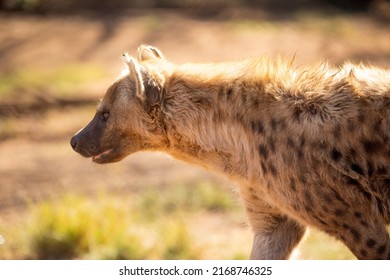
[[70, 114, 102, 157], [70, 129, 87, 155], [70, 128, 100, 158], [70, 132, 81, 152]]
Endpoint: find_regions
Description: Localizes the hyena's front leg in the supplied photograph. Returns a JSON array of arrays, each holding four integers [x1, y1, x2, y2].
[[250, 214, 306, 259], [241, 187, 306, 259]]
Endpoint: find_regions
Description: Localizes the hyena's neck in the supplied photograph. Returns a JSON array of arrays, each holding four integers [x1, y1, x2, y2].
[[161, 60, 283, 182]]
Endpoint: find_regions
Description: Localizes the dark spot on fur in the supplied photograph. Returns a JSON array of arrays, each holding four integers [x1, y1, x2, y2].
[[293, 108, 301, 122], [378, 166, 387, 175], [251, 121, 264, 134], [331, 148, 342, 162], [377, 244, 386, 255], [251, 194, 259, 200], [268, 162, 277, 176], [309, 104, 317, 115], [347, 178, 360, 187], [384, 178, 390, 186], [360, 249, 368, 257], [269, 117, 286, 131], [334, 209, 345, 217], [258, 144, 269, 160], [279, 118, 287, 130], [350, 227, 361, 242], [360, 220, 369, 228], [226, 88, 233, 100], [218, 87, 224, 99], [297, 148, 304, 160], [235, 112, 244, 123], [351, 164, 364, 176], [363, 140, 383, 154], [366, 239, 377, 249], [287, 137, 294, 148], [367, 161, 374, 177], [299, 135, 305, 147], [270, 118, 277, 130], [354, 211, 362, 219], [342, 223, 350, 230]]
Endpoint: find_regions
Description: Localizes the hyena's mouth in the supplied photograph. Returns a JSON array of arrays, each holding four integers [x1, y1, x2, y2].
[[92, 149, 114, 163]]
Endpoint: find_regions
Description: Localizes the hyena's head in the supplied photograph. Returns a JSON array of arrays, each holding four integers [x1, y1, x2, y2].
[[70, 45, 170, 164]]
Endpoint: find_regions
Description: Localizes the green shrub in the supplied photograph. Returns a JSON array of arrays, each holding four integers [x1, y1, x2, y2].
[[159, 220, 199, 260], [27, 195, 148, 259]]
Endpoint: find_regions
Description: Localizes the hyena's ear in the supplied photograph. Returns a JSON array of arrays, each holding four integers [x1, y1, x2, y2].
[[137, 45, 165, 62], [123, 53, 145, 101], [122, 53, 163, 106]]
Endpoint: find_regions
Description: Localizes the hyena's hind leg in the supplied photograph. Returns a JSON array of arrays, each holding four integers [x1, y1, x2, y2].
[[242, 187, 306, 259]]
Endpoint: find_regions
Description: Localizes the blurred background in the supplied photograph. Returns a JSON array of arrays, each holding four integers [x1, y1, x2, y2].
[[0, 0, 389, 259]]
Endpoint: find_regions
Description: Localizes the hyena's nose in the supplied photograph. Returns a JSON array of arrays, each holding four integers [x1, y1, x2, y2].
[[70, 135, 78, 151]]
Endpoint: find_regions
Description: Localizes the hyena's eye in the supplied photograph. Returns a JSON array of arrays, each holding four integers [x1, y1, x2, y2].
[[102, 112, 109, 122]]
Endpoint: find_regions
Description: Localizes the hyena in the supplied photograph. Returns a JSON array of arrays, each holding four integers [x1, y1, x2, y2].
[[70, 45, 390, 259]]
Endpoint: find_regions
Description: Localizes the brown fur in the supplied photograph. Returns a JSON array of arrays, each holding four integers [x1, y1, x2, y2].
[[71, 45, 390, 259]]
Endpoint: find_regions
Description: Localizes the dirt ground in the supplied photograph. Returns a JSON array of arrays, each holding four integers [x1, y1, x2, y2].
[[0, 8, 389, 259]]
